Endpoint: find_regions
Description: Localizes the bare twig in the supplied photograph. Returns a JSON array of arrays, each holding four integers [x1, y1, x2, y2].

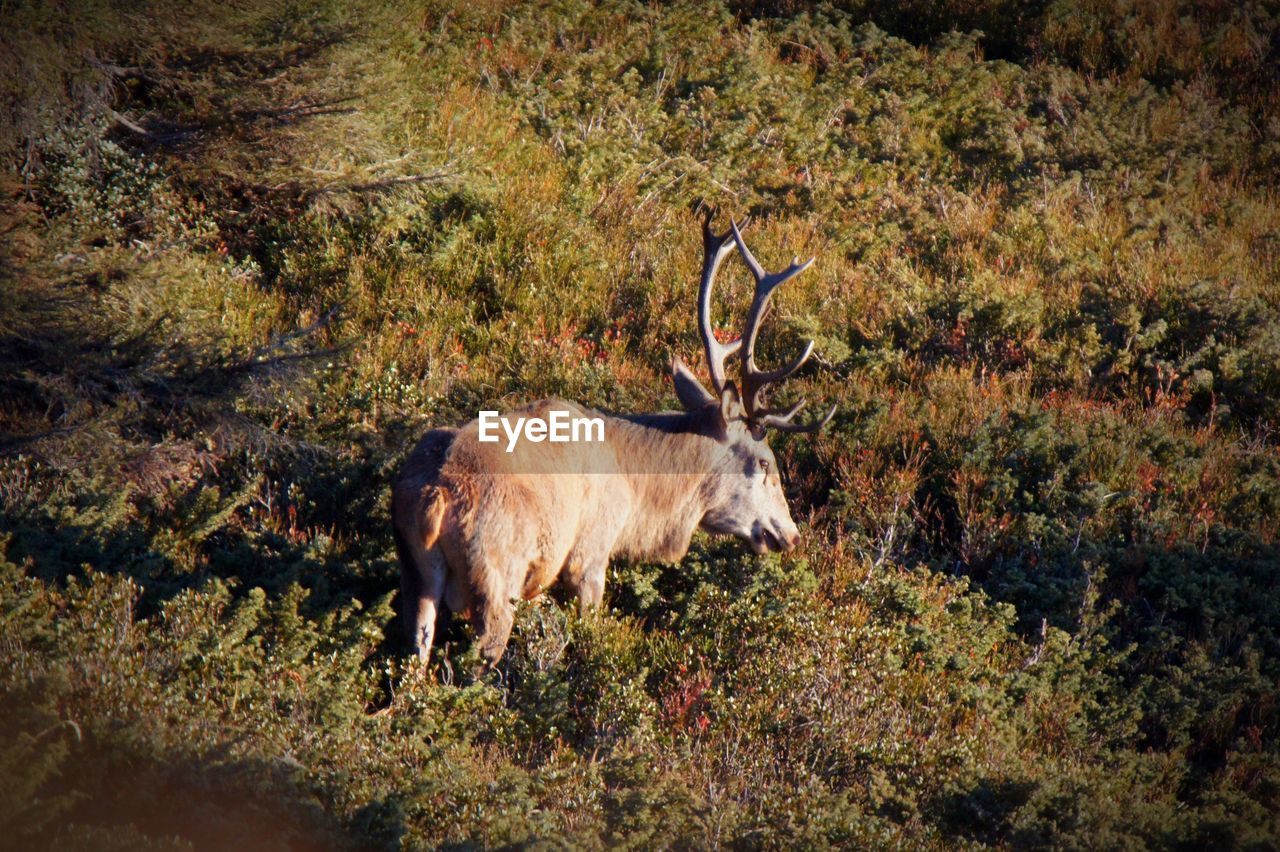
[[1022, 618, 1049, 669], [250, 303, 342, 361], [109, 109, 153, 138]]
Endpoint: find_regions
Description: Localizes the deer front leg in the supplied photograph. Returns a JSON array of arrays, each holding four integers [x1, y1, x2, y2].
[[562, 556, 608, 618], [470, 589, 516, 674], [576, 562, 606, 616]]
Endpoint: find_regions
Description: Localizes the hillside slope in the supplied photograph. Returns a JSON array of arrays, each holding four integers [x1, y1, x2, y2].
[[2, 0, 1278, 847]]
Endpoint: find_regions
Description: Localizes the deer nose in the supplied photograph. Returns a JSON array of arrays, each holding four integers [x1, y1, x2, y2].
[[780, 528, 800, 551]]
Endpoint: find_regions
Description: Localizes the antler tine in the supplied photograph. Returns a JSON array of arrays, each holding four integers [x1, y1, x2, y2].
[[758, 403, 837, 434], [697, 209, 744, 394], [751, 339, 816, 387], [728, 218, 817, 414], [754, 398, 807, 422]]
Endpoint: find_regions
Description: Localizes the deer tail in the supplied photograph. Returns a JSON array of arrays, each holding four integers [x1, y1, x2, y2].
[[418, 485, 448, 549]]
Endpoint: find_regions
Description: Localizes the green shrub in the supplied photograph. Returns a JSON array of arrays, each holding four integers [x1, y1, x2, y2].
[[3, 0, 1278, 846]]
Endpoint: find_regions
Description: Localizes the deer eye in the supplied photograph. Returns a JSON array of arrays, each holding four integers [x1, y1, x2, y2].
[[758, 458, 770, 473]]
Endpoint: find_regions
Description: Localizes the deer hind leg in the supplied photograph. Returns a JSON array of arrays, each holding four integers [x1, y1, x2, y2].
[[393, 523, 447, 663], [393, 483, 450, 662]]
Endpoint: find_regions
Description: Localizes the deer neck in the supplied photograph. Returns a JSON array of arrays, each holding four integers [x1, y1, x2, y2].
[[604, 411, 721, 562]]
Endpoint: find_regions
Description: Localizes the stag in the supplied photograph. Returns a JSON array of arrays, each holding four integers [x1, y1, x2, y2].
[[391, 212, 834, 668]]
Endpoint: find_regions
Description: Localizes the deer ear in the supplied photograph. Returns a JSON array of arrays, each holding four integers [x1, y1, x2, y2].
[[719, 381, 746, 424], [671, 357, 716, 411]]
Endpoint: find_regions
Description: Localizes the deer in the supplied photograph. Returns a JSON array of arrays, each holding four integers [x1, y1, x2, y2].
[[391, 211, 834, 670]]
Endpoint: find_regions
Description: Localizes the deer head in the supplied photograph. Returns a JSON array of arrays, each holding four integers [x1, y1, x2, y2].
[[673, 210, 835, 555]]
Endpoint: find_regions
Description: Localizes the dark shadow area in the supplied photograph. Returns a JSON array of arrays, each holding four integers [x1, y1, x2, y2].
[[115, 97, 359, 151], [729, 0, 1049, 64], [0, 250, 378, 615], [929, 777, 1037, 846], [726, 0, 1280, 122], [0, 689, 383, 851]]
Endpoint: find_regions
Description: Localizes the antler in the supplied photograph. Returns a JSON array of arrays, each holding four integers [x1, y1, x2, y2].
[[696, 208, 743, 395], [727, 219, 836, 433], [693, 208, 834, 433], [729, 218, 815, 415]]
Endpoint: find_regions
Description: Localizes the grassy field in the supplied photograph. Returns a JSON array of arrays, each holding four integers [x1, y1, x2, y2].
[[2, 0, 1279, 847]]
